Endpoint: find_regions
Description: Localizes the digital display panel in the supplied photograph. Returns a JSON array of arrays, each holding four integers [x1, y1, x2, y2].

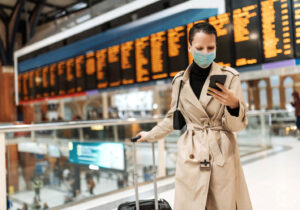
[[96, 49, 109, 89], [49, 64, 58, 97], [34, 68, 43, 99], [42, 66, 49, 97], [232, 0, 263, 66], [291, 0, 300, 57], [19, 1, 300, 103], [135, 36, 151, 82], [69, 142, 125, 171], [75, 55, 86, 92], [66, 58, 76, 94], [121, 41, 135, 84], [209, 13, 234, 66], [85, 52, 97, 90], [108, 45, 121, 87], [260, 0, 294, 62], [28, 70, 35, 100], [22, 72, 30, 100], [168, 25, 188, 77], [57, 61, 66, 95], [150, 31, 168, 79]]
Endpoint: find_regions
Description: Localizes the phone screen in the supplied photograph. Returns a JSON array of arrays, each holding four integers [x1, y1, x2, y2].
[[207, 75, 227, 96]]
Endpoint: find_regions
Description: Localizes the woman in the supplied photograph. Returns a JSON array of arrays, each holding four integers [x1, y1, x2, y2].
[[137, 23, 252, 210]]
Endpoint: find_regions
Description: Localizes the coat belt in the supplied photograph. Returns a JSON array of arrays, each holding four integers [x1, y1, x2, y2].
[[186, 123, 225, 167]]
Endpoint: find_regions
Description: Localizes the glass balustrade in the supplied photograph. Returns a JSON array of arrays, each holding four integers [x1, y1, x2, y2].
[[0, 109, 296, 209]]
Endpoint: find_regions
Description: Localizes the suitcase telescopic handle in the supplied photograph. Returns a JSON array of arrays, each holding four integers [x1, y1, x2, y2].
[[131, 136, 159, 210]]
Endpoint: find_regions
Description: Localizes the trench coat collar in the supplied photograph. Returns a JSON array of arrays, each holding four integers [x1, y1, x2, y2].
[[181, 62, 224, 116]]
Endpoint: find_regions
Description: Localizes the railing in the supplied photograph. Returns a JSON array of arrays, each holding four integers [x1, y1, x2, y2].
[[0, 110, 295, 210]]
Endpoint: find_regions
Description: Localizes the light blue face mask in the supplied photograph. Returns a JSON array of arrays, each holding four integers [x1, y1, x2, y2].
[[192, 50, 216, 68]]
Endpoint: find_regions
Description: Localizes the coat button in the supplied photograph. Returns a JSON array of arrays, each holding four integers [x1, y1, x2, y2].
[[189, 154, 194, 159]]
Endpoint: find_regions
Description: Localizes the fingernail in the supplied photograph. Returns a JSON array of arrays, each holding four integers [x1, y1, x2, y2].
[[216, 82, 220, 86]]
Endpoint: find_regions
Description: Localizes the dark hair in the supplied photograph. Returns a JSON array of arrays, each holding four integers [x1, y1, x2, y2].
[[188, 22, 217, 45]]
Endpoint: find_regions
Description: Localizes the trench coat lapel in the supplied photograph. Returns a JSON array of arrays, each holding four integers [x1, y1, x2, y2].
[[180, 62, 225, 118], [181, 64, 209, 119], [200, 62, 224, 109]]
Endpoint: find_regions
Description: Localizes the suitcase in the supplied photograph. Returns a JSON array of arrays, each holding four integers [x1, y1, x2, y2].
[[117, 136, 172, 210]]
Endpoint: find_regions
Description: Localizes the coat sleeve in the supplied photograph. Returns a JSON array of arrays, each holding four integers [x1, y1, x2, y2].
[[222, 74, 248, 132], [143, 77, 180, 142]]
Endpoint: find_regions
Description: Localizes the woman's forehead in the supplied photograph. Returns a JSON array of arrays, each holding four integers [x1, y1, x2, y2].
[[192, 32, 216, 45]]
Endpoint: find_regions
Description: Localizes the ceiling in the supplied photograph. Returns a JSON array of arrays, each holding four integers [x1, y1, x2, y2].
[[0, 0, 106, 25]]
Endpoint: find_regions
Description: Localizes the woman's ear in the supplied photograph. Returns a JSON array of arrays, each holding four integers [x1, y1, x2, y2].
[[188, 43, 192, 53]]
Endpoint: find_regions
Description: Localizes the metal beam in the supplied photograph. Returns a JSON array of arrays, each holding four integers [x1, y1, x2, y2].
[[8, 0, 25, 64], [43, 0, 104, 23], [47, 0, 88, 19], [0, 7, 8, 23], [0, 2, 49, 19], [27, 0, 65, 10], [0, 3, 14, 10], [0, 37, 7, 65], [29, 0, 45, 38]]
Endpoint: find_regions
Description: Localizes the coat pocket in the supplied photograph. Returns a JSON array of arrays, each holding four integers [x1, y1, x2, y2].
[[220, 131, 235, 161]]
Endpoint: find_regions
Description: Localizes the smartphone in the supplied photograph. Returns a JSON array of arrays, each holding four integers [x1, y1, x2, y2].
[[207, 74, 227, 96]]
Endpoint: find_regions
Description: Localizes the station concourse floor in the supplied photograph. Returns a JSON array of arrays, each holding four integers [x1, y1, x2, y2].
[[61, 136, 300, 210], [10, 136, 300, 210]]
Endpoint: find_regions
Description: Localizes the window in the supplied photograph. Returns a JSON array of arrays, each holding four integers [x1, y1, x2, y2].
[[258, 80, 267, 110], [64, 106, 73, 121], [283, 76, 294, 111], [270, 75, 280, 109]]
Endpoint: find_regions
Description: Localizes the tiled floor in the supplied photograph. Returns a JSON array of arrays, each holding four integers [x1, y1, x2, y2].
[[9, 175, 118, 210], [62, 136, 300, 210]]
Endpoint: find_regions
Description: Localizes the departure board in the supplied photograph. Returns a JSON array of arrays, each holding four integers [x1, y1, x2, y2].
[[121, 41, 135, 84], [168, 26, 188, 77], [108, 45, 121, 87], [86, 52, 97, 90], [42, 66, 49, 97], [209, 13, 234, 66], [150, 31, 168, 80], [49, 64, 58, 96], [135, 36, 151, 82], [232, 1, 262, 66], [28, 70, 35, 100], [292, 0, 300, 57], [34, 68, 43, 99], [75, 55, 86, 92], [22, 72, 29, 101], [95, 49, 108, 89], [57, 61, 66, 95], [66, 58, 76, 94], [186, 20, 207, 64], [260, 0, 294, 62]]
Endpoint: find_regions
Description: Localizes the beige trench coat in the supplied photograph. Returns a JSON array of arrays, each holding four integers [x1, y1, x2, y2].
[[144, 62, 252, 210]]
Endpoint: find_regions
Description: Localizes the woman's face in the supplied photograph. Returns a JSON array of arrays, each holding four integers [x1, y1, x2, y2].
[[188, 31, 216, 54]]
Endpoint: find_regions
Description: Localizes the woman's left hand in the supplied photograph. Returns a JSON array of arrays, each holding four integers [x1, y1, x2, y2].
[[207, 83, 239, 109]]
